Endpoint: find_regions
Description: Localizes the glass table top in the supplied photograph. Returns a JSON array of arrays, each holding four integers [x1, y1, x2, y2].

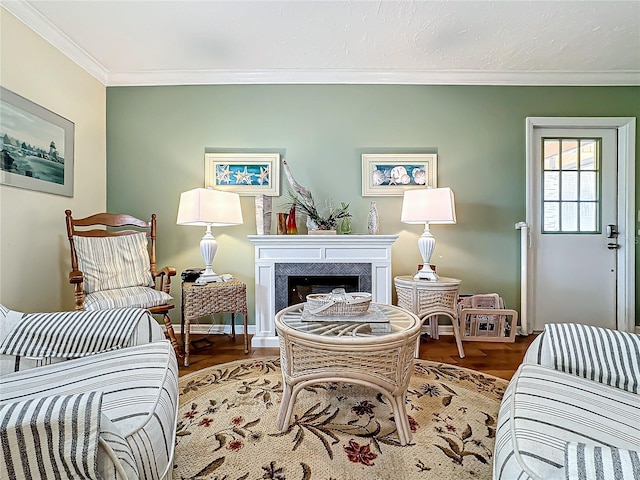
[[276, 302, 417, 338]]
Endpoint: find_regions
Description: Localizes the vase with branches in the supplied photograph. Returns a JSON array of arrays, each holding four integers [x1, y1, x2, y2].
[[288, 193, 351, 231]]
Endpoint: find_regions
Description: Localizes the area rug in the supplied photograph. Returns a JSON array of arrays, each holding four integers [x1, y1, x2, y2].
[[175, 357, 507, 480]]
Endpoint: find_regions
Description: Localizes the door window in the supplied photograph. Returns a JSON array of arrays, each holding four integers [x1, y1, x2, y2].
[[541, 138, 600, 233]]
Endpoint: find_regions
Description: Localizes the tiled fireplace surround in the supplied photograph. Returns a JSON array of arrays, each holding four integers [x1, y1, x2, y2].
[[248, 235, 399, 348]]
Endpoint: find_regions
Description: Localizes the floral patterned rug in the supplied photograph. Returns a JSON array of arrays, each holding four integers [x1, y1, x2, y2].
[[175, 357, 507, 480]]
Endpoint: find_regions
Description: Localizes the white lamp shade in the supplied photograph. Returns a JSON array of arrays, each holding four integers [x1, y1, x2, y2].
[[176, 188, 243, 226], [401, 187, 456, 225]]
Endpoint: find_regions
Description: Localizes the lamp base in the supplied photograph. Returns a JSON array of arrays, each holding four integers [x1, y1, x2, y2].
[[195, 273, 224, 284], [414, 266, 439, 281]]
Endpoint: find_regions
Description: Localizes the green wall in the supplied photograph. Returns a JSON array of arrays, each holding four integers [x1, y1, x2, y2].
[[106, 85, 639, 327]]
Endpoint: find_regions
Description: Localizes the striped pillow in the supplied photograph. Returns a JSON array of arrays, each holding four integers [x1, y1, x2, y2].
[[74, 233, 153, 294], [565, 443, 640, 480], [0, 392, 103, 480], [545, 323, 640, 393], [0, 308, 148, 359]]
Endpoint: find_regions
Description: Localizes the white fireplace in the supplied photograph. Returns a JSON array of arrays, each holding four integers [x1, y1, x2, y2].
[[247, 235, 399, 348]]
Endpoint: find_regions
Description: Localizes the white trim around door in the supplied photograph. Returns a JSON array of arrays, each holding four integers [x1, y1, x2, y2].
[[524, 117, 636, 333]]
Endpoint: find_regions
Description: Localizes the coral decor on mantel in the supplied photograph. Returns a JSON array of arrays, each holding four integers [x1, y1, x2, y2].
[[368, 201, 379, 235], [282, 160, 351, 233]]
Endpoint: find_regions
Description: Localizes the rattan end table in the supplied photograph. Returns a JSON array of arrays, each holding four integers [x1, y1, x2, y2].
[[394, 275, 465, 358], [181, 278, 248, 367]]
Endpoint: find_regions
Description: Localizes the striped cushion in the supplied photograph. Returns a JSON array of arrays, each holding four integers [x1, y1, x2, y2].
[[0, 308, 148, 359], [0, 391, 103, 480], [98, 413, 139, 480], [565, 443, 640, 480], [0, 307, 164, 375], [494, 364, 640, 480], [74, 233, 153, 294], [84, 286, 172, 310], [0, 341, 178, 480], [542, 324, 640, 393]]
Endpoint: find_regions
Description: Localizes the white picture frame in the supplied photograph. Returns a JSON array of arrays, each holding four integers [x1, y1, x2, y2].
[[1, 87, 75, 197], [205, 153, 280, 196], [361, 153, 437, 196]]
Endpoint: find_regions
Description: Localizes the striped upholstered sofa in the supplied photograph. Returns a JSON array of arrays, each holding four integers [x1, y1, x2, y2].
[[0, 305, 179, 479], [494, 323, 640, 480]]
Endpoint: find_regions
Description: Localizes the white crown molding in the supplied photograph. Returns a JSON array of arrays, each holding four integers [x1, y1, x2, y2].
[[2, 1, 109, 85], [107, 68, 640, 87], [5, 2, 639, 87]]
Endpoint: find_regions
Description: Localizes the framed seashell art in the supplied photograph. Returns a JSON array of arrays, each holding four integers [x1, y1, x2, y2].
[[205, 152, 280, 196], [361, 153, 437, 196]]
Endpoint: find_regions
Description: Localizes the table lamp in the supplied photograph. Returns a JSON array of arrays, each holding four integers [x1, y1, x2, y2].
[[401, 187, 456, 281], [177, 187, 243, 283]]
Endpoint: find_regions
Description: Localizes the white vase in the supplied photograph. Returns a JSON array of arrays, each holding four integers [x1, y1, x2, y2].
[[368, 201, 379, 235]]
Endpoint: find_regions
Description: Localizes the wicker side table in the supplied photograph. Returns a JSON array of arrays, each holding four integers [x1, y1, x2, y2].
[[181, 279, 248, 367], [394, 275, 464, 358]]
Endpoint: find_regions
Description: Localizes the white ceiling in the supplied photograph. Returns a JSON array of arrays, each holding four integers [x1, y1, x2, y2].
[[4, 0, 640, 86]]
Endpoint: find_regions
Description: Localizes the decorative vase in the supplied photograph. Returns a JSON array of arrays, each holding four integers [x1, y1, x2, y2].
[[286, 204, 298, 234], [339, 217, 352, 235], [277, 213, 288, 235], [368, 201, 379, 235]]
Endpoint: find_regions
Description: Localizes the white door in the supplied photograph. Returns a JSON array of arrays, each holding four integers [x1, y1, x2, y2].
[[529, 127, 618, 330], [523, 117, 636, 334]]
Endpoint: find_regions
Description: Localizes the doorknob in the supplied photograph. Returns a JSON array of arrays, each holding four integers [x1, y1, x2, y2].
[[607, 243, 621, 250], [606, 224, 618, 238]]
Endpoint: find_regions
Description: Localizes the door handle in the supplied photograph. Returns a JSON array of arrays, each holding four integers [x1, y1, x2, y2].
[[606, 224, 618, 238], [607, 243, 621, 250]]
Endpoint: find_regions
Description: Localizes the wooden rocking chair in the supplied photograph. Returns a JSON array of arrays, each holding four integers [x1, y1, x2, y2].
[[65, 210, 181, 357]]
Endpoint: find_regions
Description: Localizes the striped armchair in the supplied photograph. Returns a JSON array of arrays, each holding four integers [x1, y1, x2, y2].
[[493, 323, 640, 480], [0, 306, 179, 479]]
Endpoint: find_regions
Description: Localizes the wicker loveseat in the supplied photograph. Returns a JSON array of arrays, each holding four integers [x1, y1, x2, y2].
[[493, 323, 640, 480], [0, 305, 179, 479]]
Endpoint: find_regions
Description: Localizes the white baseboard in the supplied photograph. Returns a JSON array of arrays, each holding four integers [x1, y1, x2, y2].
[[165, 324, 256, 335], [166, 323, 551, 338], [421, 325, 455, 336]]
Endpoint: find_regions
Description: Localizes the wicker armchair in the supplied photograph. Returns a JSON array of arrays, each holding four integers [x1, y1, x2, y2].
[[65, 210, 181, 357]]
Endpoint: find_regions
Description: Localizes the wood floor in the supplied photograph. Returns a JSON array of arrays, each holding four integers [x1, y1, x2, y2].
[[177, 332, 537, 381]]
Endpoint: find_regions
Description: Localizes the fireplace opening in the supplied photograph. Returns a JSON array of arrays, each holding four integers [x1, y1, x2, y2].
[[288, 275, 359, 306], [274, 263, 372, 313]]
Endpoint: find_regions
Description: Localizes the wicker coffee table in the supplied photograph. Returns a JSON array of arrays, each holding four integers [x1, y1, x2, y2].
[[274, 302, 421, 445]]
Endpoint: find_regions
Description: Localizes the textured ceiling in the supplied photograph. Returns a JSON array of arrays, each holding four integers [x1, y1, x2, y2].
[[4, 0, 640, 86]]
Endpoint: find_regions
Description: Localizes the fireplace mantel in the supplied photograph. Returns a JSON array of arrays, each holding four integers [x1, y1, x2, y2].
[[248, 234, 399, 348]]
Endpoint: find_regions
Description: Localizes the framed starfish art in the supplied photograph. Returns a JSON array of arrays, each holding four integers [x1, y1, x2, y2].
[[205, 153, 280, 196]]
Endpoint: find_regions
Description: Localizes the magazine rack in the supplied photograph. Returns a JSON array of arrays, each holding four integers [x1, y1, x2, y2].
[[459, 294, 518, 343]]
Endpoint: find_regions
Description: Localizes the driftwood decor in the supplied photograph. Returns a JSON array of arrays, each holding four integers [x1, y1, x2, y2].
[[255, 195, 272, 235]]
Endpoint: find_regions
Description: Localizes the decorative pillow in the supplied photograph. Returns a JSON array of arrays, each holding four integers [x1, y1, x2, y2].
[[74, 233, 153, 294], [544, 323, 640, 393], [0, 308, 149, 359], [565, 442, 640, 480], [84, 286, 172, 310], [0, 391, 103, 480]]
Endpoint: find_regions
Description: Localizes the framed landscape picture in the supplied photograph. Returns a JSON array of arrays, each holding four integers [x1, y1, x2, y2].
[[0, 87, 74, 197], [205, 153, 280, 196], [361, 153, 437, 196]]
